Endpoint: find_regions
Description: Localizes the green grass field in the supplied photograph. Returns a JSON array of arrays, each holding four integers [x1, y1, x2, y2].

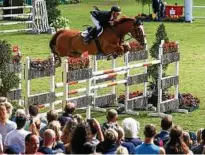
[[0, 0, 205, 136]]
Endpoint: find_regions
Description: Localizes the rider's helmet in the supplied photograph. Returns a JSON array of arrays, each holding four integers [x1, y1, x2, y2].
[[111, 5, 121, 13]]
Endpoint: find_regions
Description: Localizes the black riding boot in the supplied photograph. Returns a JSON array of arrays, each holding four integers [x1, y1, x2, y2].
[[84, 28, 96, 44]]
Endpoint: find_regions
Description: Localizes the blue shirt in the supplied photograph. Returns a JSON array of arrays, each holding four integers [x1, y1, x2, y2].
[[135, 143, 160, 154]]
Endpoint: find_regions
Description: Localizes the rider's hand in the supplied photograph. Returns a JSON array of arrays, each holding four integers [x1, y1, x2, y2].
[[109, 21, 114, 26]]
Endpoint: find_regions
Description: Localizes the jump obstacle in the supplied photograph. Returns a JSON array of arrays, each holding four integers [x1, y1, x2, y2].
[[0, 0, 53, 33], [7, 40, 188, 118]]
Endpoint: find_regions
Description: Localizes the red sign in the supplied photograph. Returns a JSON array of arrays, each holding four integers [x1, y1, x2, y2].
[[165, 5, 184, 18]]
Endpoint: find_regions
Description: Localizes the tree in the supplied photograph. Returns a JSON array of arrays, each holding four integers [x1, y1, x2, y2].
[[135, 0, 152, 14], [147, 23, 169, 104], [0, 40, 20, 97], [45, 0, 61, 24]]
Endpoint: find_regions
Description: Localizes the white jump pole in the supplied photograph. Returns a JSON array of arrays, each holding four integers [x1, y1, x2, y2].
[[184, 0, 193, 22]]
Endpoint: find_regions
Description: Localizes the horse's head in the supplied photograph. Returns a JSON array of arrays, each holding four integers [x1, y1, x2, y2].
[[130, 18, 146, 45]]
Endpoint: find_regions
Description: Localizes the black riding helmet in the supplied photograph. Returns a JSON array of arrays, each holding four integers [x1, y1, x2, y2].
[[111, 5, 121, 13]]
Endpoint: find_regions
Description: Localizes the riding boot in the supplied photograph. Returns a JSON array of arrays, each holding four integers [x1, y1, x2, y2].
[[84, 28, 96, 44]]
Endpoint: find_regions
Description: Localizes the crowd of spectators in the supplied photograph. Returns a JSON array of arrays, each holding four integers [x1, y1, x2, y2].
[[0, 96, 205, 154]]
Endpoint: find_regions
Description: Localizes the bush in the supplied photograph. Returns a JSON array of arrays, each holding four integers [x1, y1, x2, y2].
[[45, 0, 61, 24], [50, 17, 70, 31], [0, 40, 20, 97]]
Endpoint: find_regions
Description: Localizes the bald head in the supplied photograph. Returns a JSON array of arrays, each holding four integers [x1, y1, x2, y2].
[[43, 129, 56, 147]]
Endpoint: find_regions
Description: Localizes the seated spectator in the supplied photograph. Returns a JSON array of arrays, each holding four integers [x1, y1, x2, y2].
[[25, 134, 40, 154], [4, 114, 30, 153], [121, 117, 142, 154], [97, 128, 119, 154], [0, 102, 16, 143], [40, 110, 58, 137], [101, 109, 119, 134], [61, 119, 78, 154], [87, 118, 104, 145], [165, 125, 189, 154], [25, 104, 46, 131], [48, 120, 65, 153], [135, 124, 165, 154], [116, 146, 129, 155], [156, 115, 172, 145], [58, 102, 76, 128], [70, 122, 91, 154], [38, 129, 56, 154], [192, 128, 205, 154]]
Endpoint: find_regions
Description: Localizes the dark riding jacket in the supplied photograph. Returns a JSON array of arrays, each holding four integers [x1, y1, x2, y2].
[[90, 10, 113, 28]]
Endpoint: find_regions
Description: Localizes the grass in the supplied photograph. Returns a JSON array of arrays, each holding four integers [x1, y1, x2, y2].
[[0, 0, 205, 136]]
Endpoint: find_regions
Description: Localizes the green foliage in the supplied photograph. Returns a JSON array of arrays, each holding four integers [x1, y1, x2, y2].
[[45, 0, 61, 24], [148, 23, 169, 87], [0, 40, 20, 97], [135, 0, 152, 6], [50, 17, 70, 31]]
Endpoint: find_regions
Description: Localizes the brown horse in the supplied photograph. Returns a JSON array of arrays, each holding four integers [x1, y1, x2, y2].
[[49, 17, 145, 66]]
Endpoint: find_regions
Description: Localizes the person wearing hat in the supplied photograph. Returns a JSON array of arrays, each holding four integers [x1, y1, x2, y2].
[[84, 5, 122, 44]]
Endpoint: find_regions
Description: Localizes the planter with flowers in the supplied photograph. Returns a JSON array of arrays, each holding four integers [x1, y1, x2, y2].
[[128, 41, 148, 62], [29, 57, 55, 80], [67, 52, 92, 82], [162, 41, 180, 65], [179, 93, 200, 112]]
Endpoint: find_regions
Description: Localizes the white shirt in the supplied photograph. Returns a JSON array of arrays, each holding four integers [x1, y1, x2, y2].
[[4, 129, 30, 153], [0, 120, 17, 143]]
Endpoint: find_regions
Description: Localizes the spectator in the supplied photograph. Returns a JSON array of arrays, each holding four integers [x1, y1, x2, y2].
[[97, 128, 119, 154], [38, 129, 56, 154], [58, 102, 76, 128], [156, 115, 172, 145], [192, 128, 205, 154], [0, 97, 7, 103], [116, 146, 129, 155], [87, 118, 104, 146], [4, 101, 13, 118], [29, 117, 41, 138], [25, 134, 40, 154], [70, 122, 91, 154], [196, 128, 204, 145], [0, 134, 3, 154], [4, 144, 21, 154], [101, 109, 119, 134], [62, 119, 78, 154], [121, 118, 142, 154], [40, 110, 58, 137], [165, 125, 189, 154], [4, 114, 30, 153], [0, 102, 16, 143], [48, 120, 65, 153], [83, 142, 96, 154], [135, 124, 165, 154], [25, 104, 46, 131], [189, 131, 198, 148], [73, 113, 84, 124]]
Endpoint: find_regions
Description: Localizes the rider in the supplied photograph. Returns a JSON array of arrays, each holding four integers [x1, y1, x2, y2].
[[84, 5, 121, 44]]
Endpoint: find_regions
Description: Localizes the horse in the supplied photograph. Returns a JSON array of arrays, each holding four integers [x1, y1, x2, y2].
[[49, 16, 145, 66]]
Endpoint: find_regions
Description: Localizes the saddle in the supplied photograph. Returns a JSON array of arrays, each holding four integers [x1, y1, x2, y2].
[[81, 26, 103, 44]]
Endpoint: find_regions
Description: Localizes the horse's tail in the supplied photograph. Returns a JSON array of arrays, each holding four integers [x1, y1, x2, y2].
[[49, 30, 65, 67]]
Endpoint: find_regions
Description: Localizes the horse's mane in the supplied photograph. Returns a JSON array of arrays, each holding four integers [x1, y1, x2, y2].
[[114, 16, 135, 25]]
